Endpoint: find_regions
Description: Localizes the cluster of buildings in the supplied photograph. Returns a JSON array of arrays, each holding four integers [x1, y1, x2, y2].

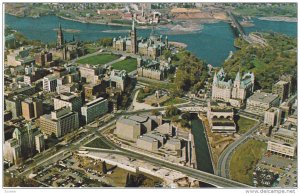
[[113, 20, 168, 59], [97, 4, 161, 24], [3, 23, 137, 166], [115, 115, 195, 166], [137, 57, 172, 81]]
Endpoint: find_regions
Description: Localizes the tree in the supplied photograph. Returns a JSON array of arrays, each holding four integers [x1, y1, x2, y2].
[[125, 173, 133, 187], [102, 161, 107, 174], [99, 37, 113, 47], [166, 105, 181, 118], [151, 109, 160, 116]]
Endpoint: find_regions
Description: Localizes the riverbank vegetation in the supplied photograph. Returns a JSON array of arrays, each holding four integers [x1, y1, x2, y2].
[[230, 139, 267, 185], [170, 50, 209, 95], [232, 3, 297, 18], [223, 32, 296, 92]]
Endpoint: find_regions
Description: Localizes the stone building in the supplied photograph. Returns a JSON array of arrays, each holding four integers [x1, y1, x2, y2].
[[207, 101, 236, 134], [136, 57, 169, 80], [51, 23, 85, 61], [211, 68, 255, 107], [113, 20, 168, 59]]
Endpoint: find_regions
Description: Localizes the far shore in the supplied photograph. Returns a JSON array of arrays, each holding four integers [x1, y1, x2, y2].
[[258, 16, 297, 23]]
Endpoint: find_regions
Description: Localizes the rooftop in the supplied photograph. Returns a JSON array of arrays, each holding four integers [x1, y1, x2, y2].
[[248, 92, 279, 103]]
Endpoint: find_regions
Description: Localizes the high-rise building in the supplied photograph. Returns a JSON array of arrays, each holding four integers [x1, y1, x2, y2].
[[35, 133, 45, 153], [272, 80, 289, 103], [12, 123, 39, 158], [5, 96, 23, 119], [40, 107, 79, 138], [54, 92, 82, 113], [4, 139, 21, 165], [130, 20, 137, 54], [264, 107, 282, 127], [21, 98, 43, 120], [81, 97, 108, 124], [57, 23, 64, 48], [43, 74, 58, 92]]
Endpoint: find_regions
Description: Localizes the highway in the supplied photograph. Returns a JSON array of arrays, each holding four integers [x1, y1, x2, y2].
[[216, 121, 262, 179], [83, 125, 250, 188]]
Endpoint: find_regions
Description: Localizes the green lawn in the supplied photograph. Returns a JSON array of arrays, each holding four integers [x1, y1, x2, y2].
[[85, 138, 112, 149], [236, 116, 257, 134], [111, 58, 137, 73], [161, 97, 187, 106], [230, 139, 267, 185], [137, 78, 176, 92], [77, 54, 119, 65]]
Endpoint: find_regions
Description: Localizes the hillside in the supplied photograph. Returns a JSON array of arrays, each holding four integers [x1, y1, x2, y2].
[[222, 32, 297, 92]]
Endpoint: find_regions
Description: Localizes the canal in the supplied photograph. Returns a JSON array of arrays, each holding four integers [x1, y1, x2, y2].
[[191, 113, 214, 174]]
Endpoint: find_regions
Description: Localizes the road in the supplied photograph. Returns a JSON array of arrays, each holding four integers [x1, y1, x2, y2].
[[216, 121, 262, 179], [82, 124, 250, 188]]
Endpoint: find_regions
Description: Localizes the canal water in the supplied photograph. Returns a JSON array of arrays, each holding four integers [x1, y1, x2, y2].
[[191, 114, 214, 174], [5, 14, 297, 67]]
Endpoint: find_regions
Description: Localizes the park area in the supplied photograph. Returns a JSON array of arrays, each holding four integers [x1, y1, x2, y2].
[[230, 139, 267, 185], [77, 54, 119, 65], [111, 57, 137, 73]]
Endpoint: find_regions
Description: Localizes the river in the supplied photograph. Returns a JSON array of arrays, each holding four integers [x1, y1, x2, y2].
[[5, 14, 297, 67]]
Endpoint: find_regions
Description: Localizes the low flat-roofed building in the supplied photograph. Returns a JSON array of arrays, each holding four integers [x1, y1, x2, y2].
[[144, 130, 167, 147], [115, 117, 141, 142], [267, 140, 296, 158], [272, 128, 296, 144], [115, 115, 153, 141], [165, 138, 182, 151], [246, 92, 280, 115], [136, 136, 159, 152], [155, 123, 171, 135]]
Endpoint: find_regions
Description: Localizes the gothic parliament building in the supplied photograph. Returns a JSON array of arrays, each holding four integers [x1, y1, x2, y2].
[[52, 23, 85, 61], [113, 20, 168, 59]]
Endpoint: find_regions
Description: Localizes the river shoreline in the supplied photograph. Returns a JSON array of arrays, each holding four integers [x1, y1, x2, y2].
[[258, 16, 297, 23]]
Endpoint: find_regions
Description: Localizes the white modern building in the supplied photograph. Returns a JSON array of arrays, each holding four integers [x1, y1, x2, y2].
[[43, 74, 58, 92]]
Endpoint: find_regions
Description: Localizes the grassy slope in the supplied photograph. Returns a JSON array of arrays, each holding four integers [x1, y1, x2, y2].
[[230, 139, 267, 185], [236, 116, 257, 134]]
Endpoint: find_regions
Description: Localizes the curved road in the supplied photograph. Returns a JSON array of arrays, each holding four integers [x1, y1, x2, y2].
[[217, 121, 261, 178]]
